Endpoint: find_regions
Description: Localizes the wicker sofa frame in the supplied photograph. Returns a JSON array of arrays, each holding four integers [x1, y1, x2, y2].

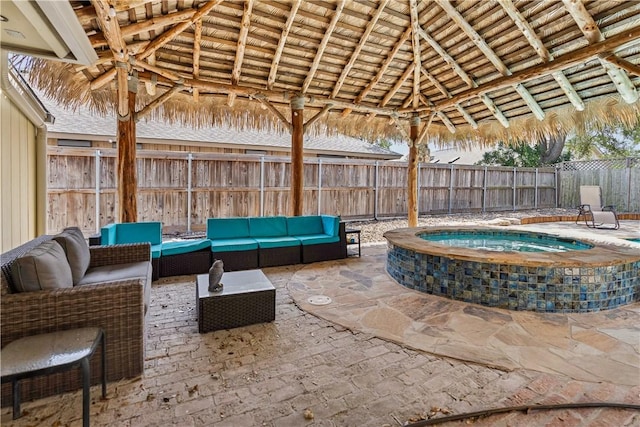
[[1, 236, 148, 406]]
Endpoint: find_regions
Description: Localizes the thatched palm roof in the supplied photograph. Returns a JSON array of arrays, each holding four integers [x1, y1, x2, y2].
[[30, 0, 640, 147]]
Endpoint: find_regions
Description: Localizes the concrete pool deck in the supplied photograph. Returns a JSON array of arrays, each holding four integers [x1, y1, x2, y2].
[[289, 221, 640, 386]]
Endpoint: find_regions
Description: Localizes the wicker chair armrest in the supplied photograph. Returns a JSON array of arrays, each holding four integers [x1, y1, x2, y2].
[[89, 243, 151, 268], [0, 279, 145, 348]]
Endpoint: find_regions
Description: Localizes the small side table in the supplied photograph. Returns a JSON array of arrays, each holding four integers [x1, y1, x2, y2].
[[1, 328, 106, 427], [345, 228, 361, 257]]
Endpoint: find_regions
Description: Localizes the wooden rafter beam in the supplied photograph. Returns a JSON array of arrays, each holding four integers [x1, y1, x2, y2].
[[417, 26, 509, 128], [229, 0, 254, 106], [331, 0, 389, 98], [193, 19, 202, 101], [420, 66, 449, 98], [90, 9, 197, 48], [417, 27, 473, 88], [91, 0, 129, 61], [144, 52, 157, 95], [480, 95, 510, 128], [562, 0, 638, 103], [302, 0, 346, 93], [357, 26, 411, 104], [90, 67, 117, 90], [133, 58, 182, 82], [415, 113, 435, 147], [138, 0, 222, 60], [420, 67, 477, 130], [268, 0, 301, 90], [232, 0, 253, 86], [130, 57, 412, 120], [455, 105, 478, 129], [600, 54, 640, 77], [257, 98, 292, 131], [380, 63, 415, 107], [436, 0, 544, 121], [498, 0, 585, 111], [436, 111, 456, 134], [342, 26, 412, 117], [434, 25, 640, 114], [391, 115, 411, 143], [303, 104, 333, 133], [136, 84, 184, 121], [409, 0, 421, 109]]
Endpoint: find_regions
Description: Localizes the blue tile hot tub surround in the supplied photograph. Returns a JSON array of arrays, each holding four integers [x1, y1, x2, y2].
[[384, 227, 640, 313]]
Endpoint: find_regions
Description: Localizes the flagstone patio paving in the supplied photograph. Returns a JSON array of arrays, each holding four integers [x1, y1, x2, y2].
[[1, 221, 638, 426]]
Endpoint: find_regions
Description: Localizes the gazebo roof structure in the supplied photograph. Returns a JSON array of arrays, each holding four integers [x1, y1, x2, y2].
[[28, 0, 640, 146]]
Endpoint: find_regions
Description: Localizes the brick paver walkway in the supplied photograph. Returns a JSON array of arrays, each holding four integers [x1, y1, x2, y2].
[[1, 256, 638, 426]]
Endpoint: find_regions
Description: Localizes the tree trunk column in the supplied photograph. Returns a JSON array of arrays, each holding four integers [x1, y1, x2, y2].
[[117, 72, 138, 223], [290, 95, 305, 216], [408, 116, 420, 227]]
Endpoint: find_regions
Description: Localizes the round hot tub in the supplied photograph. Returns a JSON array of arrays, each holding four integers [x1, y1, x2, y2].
[[384, 227, 640, 313]]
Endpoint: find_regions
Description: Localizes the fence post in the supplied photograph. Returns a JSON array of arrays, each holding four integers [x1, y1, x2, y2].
[[534, 168, 538, 209], [260, 156, 265, 217], [374, 161, 379, 220], [95, 149, 101, 234], [317, 158, 322, 215], [627, 157, 632, 212], [187, 153, 192, 233], [512, 167, 517, 211], [448, 164, 454, 214], [482, 166, 487, 213], [417, 162, 421, 216], [555, 166, 559, 208]]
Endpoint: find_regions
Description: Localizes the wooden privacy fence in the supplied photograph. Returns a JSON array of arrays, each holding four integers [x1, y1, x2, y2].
[[558, 158, 640, 212], [47, 147, 558, 235]]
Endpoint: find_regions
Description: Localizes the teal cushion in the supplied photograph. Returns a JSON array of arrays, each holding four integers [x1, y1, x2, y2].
[[321, 215, 340, 237], [211, 238, 258, 252], [255, 236, 300, 249], [287, 216, 324, 236], [114, 222, 162, 245], [207, 218, 250, 240], [100, 223, 117, 245], [161, 239, 211, 256], [249, 216, 288, 238], [295, 234, 340, 245], [151, 244, 162, 259]]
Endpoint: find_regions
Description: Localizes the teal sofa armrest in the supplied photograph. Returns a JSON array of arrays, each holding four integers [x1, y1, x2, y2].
[[100, 223, 117, 245], [321, 215, 340, 237], [207, 218, 251, 240]]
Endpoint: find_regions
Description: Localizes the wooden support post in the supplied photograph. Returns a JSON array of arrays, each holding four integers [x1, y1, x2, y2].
[[117, 75, 138, 223], [408, 116, 420, 227], [290, 95, 305, 216]]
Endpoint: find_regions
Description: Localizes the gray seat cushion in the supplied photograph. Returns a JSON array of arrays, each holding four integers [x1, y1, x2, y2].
[[10, 240, 73, 292], [79, 261, 152, 312], [53, 227, 91, 285]]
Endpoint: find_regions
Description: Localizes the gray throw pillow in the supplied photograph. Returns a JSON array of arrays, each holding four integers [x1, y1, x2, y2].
[[53, 227, 91, 285], [11, 240, 73, 292]]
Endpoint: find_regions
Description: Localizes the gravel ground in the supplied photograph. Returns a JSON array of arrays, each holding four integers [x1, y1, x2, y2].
[[346, 208, 576, 244]]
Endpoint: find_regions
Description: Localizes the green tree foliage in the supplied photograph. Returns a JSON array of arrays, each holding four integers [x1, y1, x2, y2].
[[477, 120, 640, 167], [565, 122, 640, 160], [475, 141, 569, 167]]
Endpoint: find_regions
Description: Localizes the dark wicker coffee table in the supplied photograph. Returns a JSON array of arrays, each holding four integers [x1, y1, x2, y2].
[[196, 269, 276, 333]]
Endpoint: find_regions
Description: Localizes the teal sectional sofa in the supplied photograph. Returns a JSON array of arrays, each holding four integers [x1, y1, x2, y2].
[[207, 215, 346, 270]]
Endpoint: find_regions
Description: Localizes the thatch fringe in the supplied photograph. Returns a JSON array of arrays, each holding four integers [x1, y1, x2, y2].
[[29, 58, 639, 148]]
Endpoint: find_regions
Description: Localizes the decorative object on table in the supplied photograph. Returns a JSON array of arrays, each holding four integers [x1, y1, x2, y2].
[[208, 259, 224, 292]]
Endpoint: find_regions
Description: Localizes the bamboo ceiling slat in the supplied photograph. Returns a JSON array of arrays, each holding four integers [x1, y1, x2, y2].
[[33, 0, 640, 144]]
